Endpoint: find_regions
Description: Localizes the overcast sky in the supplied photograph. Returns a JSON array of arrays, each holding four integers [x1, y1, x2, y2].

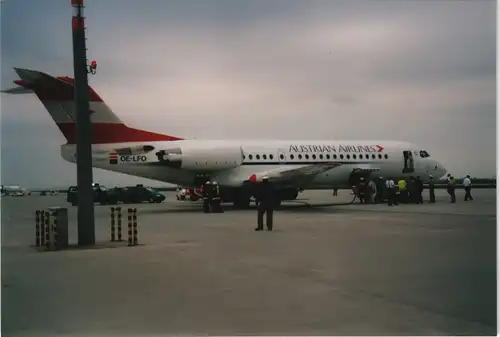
[[1, 0, 496, 188]]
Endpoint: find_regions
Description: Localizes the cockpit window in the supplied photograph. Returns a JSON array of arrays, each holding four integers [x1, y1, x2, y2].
[[420, 150, 430, 158]]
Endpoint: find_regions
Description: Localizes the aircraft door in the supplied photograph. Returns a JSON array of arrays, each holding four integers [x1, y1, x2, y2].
[[277, 149, 287, 163], [402, 150, 414, 173]]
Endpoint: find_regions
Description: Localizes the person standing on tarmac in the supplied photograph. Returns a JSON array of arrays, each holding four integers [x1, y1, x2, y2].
[[448, 175, 456, 203], [398, 178, 407, 203], [255, 176, 276, 231], [367, 179, 377, 204], [202, 181, 212, 213], [407, 177, 415, 203], [375, 177, 385, 203], [211, 181, 224, 212], [463, 175, 473, 201], [357, 177, 367, 204], [386, 178, 398, 206], [415, 176, 424, 204], [428, 174, 436, 203]]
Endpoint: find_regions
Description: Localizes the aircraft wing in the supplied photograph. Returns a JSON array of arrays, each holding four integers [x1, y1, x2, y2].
[[350, 164, 381, 174], [245, 163, 342, 187]]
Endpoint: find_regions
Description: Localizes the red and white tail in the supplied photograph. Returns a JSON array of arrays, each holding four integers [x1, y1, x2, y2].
[[2, 68, 184, 144]]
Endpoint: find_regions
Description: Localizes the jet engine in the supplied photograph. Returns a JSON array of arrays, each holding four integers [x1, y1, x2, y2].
[[156, 145, 244, 171]]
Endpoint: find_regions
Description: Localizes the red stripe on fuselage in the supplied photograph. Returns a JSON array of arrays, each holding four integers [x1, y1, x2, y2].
[[14, 78, 103, 102], [57, 123, 183, 144]]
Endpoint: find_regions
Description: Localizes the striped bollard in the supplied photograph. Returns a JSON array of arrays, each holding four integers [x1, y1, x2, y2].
[[117, 207, 123, 241], [44, 211, 51, 251], [110, 207, 116, 242], [127, 208, 133, 246], [51, 209, 58, 250], [40, 210, 46, 247], [132, 208, 138, 246], [35, 210, 41, 247]]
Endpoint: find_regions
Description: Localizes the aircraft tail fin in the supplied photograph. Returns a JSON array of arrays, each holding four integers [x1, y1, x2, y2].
[[2, 68, 184, 144]]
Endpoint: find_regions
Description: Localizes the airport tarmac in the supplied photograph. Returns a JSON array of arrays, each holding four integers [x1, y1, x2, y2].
[[1, 189, 497, 336]]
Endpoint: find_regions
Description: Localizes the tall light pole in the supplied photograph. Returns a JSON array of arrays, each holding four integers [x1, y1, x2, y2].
[[71, 0, 95, 245]]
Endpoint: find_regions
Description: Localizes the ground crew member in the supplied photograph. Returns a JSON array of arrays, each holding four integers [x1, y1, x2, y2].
[[202, 181, 212, 213], [211, 181, 224, 212], [415, 176, 424, 204], [357, 177, 367, 204], [447, 175, 456, 203], [367, 179, 377, 204], [398, 178, 407, 203], [386, 178, 398, 206], [407, 177, 415, 203], [332, 188, 338, 196], [463, 175, 473, 201], [428, 175, 436, 203], [375, 177, 385, 203], [255, 176, 276, 231]]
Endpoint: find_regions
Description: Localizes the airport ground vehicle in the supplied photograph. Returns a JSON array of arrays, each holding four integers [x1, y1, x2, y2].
[[114, 185, 165, 204], [5, 68, 448, 209], [67, 183, 119, 206], [176, 187, 201, 201]]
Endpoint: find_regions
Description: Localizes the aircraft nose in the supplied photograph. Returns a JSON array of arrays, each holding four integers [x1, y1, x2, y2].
[[428, 159, 446, 179], [435, 161, 447, 179]]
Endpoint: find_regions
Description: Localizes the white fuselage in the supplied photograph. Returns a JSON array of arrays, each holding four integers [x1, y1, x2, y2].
[[60, 139, 447, 189]]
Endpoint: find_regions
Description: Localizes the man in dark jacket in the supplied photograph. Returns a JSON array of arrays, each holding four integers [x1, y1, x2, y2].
[[357, 177, 367, 204], [211, 181, 223, 213], [202, 181, 212, 213], [375, 177, 385, 203], [428, 175, 436, 203], [415, 176, 424, 204], [255, 176, 277, 231]]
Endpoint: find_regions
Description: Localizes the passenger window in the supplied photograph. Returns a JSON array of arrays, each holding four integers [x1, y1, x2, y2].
[[269, 154, 274, 160], [290, 154, 295, 160], [279, 154, 284, 160], [378, 154, 382, 159], [333, 154, 337, 159], [312, 154, 316, 159], [372, 154, 375, 159], [340, 154, 344, 159], [384, 154, 388, 159], [263, 154, 267, 160], [256, 154, 260, 160], [327, 154, 331, 159], [305, 154, 309, 159], [298, 154, 302, 159], [346, 154, 350, 159], [319, 154, 323, 159], [353, 154, 357, 159], [365, 154, 369, 159], [248, 154, 253, 160]]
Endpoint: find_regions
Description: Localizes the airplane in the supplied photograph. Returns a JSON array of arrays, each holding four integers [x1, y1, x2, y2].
[[2, 68, 447, 208]]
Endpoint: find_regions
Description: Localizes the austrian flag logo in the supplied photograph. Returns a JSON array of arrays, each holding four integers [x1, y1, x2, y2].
[[109, 152, 118, 165]]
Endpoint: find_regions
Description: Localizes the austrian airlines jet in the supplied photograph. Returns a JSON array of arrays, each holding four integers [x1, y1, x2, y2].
[[3, 68, 447, 207]]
